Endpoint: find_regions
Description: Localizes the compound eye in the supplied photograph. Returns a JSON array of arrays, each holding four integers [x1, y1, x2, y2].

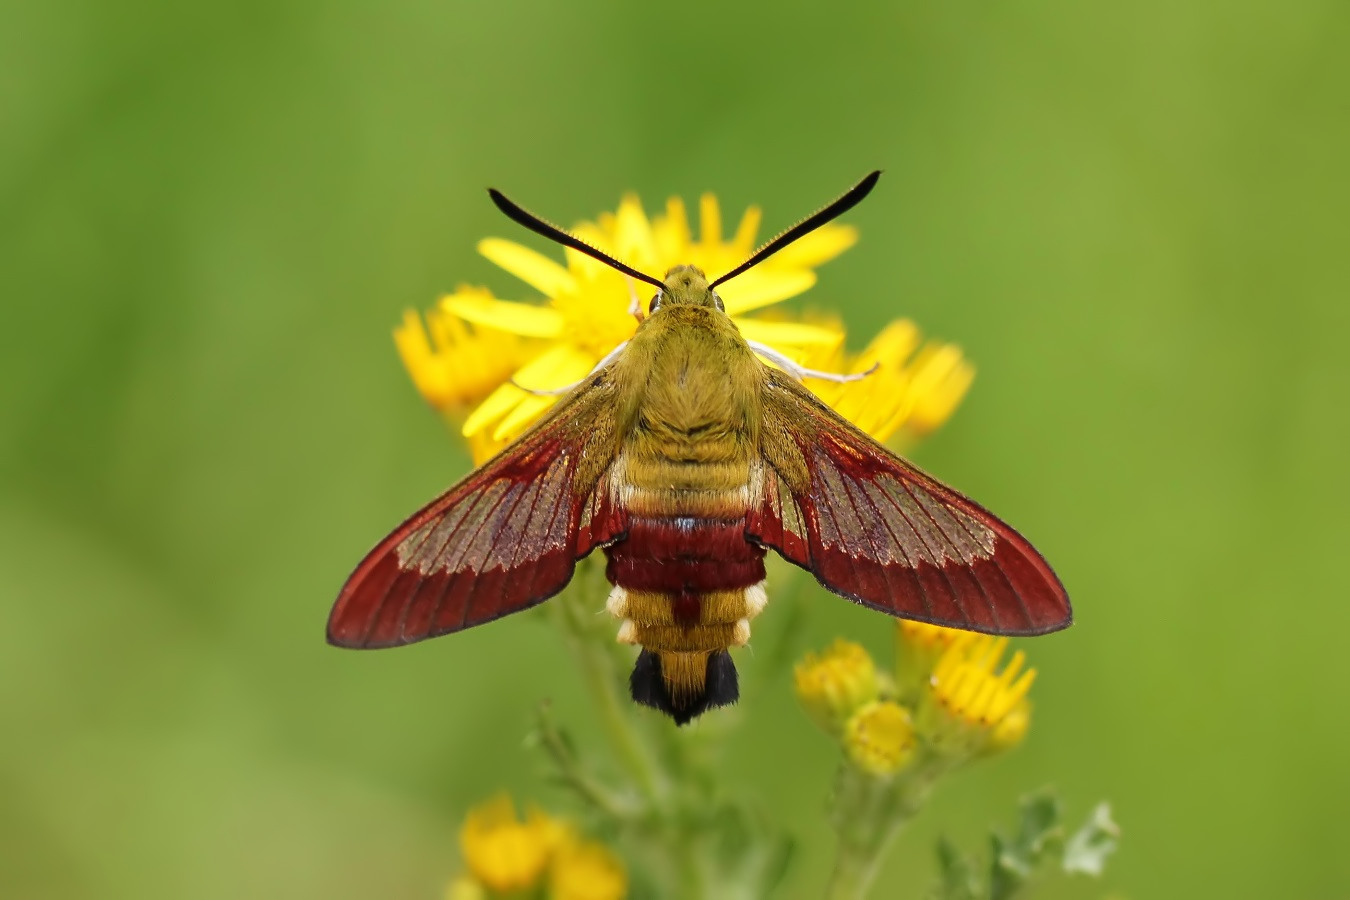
[[711, 291, 725, 312], [649, 291, 663, 313]]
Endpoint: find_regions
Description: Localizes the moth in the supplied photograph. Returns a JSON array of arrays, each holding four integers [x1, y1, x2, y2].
[[328, 171, 1071, 724]]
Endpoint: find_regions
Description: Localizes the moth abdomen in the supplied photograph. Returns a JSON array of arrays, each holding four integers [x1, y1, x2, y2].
[[605, 508, 767, 724]]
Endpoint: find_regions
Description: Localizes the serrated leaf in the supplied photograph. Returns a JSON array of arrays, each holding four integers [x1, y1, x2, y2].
[[932, 836, 982, 900], [990, 791, 1064, 900], [989, 834, 1026, 900], [1062, 803, 1120, 877], [1015, 791, 1063, 858]]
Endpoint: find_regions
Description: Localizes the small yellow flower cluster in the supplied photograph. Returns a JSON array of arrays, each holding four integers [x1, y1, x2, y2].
[[794, 623, 1037, 777], [393, 190, 973, 463], [919, 628, 1036, 757], [449, 795, 626, 900]]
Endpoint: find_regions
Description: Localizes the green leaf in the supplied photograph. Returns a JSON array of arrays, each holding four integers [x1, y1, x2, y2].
[[931, 836, 982, 900], [1062, 803, 1120, 877], [989, 791, 1064, 900]]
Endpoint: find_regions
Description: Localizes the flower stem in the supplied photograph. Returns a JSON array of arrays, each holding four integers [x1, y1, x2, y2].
[[533, 702, 635, 822], [554, 558, 664, 807], [825, 756, 946, 899]]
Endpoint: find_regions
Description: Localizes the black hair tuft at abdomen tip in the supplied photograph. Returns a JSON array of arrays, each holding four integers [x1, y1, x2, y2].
[[629, 649, 739, 725]]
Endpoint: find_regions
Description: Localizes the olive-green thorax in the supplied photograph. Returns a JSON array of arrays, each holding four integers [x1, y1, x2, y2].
[[609, 266, 765, 450]]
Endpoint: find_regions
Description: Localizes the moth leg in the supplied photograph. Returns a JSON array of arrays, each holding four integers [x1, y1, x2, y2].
[[625, 275, 645, 323], [746, 339, 879, 384], [511, 341, 630, 396]]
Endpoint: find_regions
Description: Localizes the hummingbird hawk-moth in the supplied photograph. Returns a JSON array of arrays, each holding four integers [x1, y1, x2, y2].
[[327, 171, 1071, 724]]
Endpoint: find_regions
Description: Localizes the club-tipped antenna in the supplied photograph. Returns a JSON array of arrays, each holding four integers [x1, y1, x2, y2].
[[487, 188, 666, 291], [710, 170, 882, 289]]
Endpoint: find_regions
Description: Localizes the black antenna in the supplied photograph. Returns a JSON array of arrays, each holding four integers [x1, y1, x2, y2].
[[710, 170, 882, 289], [487, 188, 666, 291]]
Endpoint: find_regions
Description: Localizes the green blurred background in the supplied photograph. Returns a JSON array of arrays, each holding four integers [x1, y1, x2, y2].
[[4, 0, 1348, 897]]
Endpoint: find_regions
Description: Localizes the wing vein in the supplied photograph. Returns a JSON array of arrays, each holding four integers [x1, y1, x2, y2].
[[948, 505, 1034, 630], [836, 469, 905, 614], [415, 482, 515, 640], [869, 481, 936, 619], [901, 479, 997, 630], [884, 478, 965, 622], [457, 487, 530, 633]]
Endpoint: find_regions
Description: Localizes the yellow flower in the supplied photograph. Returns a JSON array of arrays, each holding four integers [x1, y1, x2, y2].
[[920, 634, 1036, 758], [894, 620, 968, 704], [843, 700, 918, 777], [408, 191, 857, 462], [548, 837, 628, 900], [396, 188, 974, 464], [794, 639, 880, 736], [802, 319, 975, 445], [458, 794, 566, 892]]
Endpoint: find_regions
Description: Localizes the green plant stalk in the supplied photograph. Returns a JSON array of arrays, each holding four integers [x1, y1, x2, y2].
[[825, 753, 953, 900], [553, 557, 665, 806], [548, 557, 801, 900], [551, 559, 723, 899], [533, 702, 635, 822]]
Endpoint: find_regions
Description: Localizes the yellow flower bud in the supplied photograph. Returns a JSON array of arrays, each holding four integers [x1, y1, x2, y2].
[[920, 635, 1036, 759], [458, 794, 565, 892], [843, 700, 917, 776], [794, 639, 880, 736], [548, 837, 628, 900]]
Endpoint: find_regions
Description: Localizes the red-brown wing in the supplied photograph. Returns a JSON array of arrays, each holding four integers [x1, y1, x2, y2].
[[328, 378, 625, 649], [748, 370, 1071, 636]]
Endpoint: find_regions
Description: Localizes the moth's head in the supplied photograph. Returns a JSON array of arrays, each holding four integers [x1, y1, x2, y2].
[[651, 265, 724, 313]]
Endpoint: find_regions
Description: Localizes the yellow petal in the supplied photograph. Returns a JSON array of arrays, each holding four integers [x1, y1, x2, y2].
[[719, 269, 817, 315], [442, 293, 565, 339], [478, 238, 579, 297], [735, 317, 845, 350], [858, 320, 921, 370], [910, 361, 975, 433], [511, 343, 596, 390], [731, 205, 762, 253], [614, 193, 657, 265], [565, 223, 619, 281], [699, 193, 722, 245], [653, 196, 692, 261], [767, 224, 858, 268], [463, 381, 529, 437], [392, 310, 448, 406], [492, 345, 596, 440]]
